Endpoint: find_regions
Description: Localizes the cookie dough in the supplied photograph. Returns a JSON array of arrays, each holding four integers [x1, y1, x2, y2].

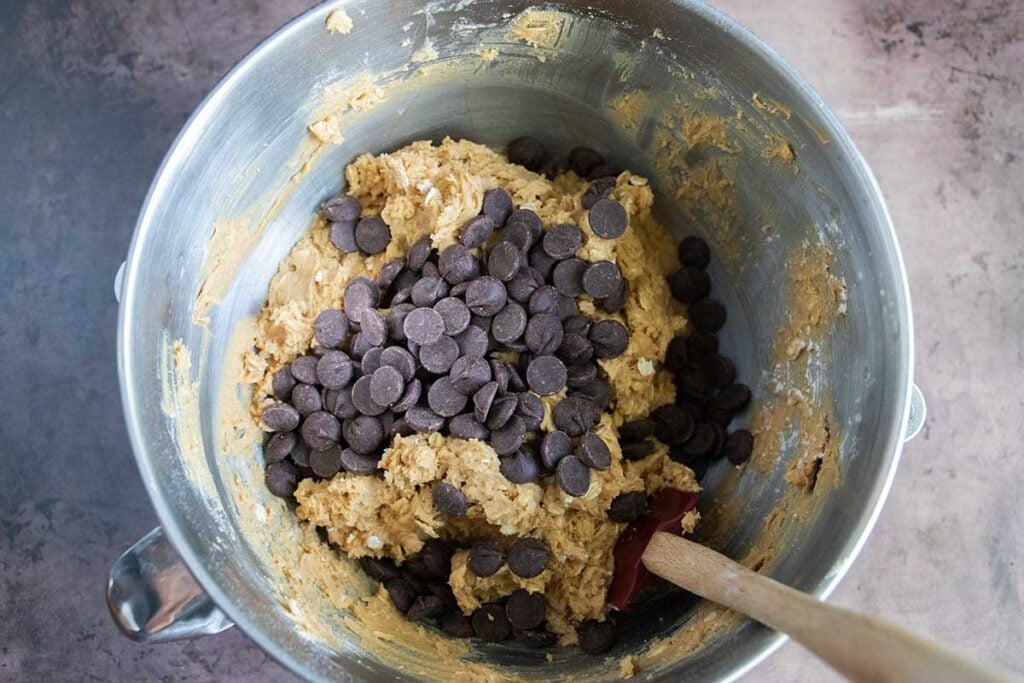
[[246, 138, 697, 643]]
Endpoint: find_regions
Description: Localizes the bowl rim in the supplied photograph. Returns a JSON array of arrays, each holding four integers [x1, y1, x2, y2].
[[117, 1, 914, 680]]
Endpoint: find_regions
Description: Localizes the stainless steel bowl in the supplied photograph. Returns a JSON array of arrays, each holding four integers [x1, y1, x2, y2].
[[110, 0, 923, 680]]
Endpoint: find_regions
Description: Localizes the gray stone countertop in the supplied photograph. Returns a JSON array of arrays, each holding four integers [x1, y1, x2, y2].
[[1, 0, 1021, 680]]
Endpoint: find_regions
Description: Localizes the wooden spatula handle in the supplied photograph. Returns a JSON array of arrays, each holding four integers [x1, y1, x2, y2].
[[643, 532, 1014, 683]]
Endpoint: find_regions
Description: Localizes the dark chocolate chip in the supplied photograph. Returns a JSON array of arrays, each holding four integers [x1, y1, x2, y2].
[[406, 235, 434, 271], [507, 209, 543, 240], [409, 276, 445, 308], [351, 375, 388, 416], [472, 381, 499, 423], [434, 297, 471, 336], [460, 214, 496, 249], [519, 628, 558, 648], [724, 429, 754, 465], [432, 482, 468, 517], [310, 444, 343, 478], [557, 294, 578, 321], [588, 198, 627, 239], [681, 422, 717, 458], [678, 235, 711, 269], [377, 257, 406, 292], [525, 313, 564, 355], [713, 384, 751, 413], [360, 556, 400, 582], [587, 163, 618, 180], [576, 431, 611, 470], [668, 266, 711, 304], [492, 302, 528, 344], [290, 355, 320, 385], [468, 539, 504, 577], [651, 404, 696, 446], [529, 242, 559, 280], [420, 336, 460, 374], [272, 367, 297, 401], [317, 350, 354, 389], [526, 355, 567, 396], [384, 577, 417, 613], [339, 447, 380, 474], [404, 307, 445, 345], [488, 241, 523, 282], [265, 431, 296, 464], [507, 136, 546, 171], [440, 610, 474, 637], [290, 442, 311, 468], [507, 267, 545, 304], [329, 221, 358, 253], [405, 406, 445, 433], [292, 384, 323, 416], [568, 146, 604, 178], [507, 538, 548, 578], [360, 346, 383, 375], [686, 330, 719, 360], [578, 619, 617, 654], [551, 258, 587, 297], [565, 362, 598, 389], [313, 309, 350, 349], [516, 392, 545, 431], [449, 413, 490, 440], [472, 603, 513, 642], [558, 332, 594, 365], [491, 416, 526, 456], [264, 460, 298, 498], [261, 402, 300, 432], [419, 538, 453, 578], [391, 378, 422, 413], [358, 309, 386, 348], [485, 395, 518, 431], [499, 446, 541, 484], [581, 176, 616, 209], [354, 216, 391, 254], [543, 224, 582, 259], [528, 285, 561, 316], [676, 362, 712, 399], [386, 303, 415, 342], [502, 220, 534, 253], [439, 244, 480, 285], [342, 414, 384, 454], [608, 491, 648, 523], [506, 589, 546, 631], [321, 195, 361, 223], [582, 261, 623, 299], [621, 441, 655, 460], [465, 276, 507, 316], [704, 354, 736, 387], [619, 418, 656, 442], [344, 277, 381, 321], [589, 319, 628, 359], [427, 377, 468, 417], [562, 314, 592, 336], [552, 395, 601, 437], [454, 325, 489, 357], [575, 376, 613, 409], [556, 455, 590, 496], [665, 336, 689, 372], [481, 188, 514, 226], [505, 362, 527, 392], [406, 595, 446, 622], [301, 411, 341, 450], [381, 346, 416, 381], [540, 431, 571, 471], [597, 278, 629, 314]]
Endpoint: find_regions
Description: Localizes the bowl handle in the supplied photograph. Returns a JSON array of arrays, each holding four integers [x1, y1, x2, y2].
[[107, 526, 234, 642], [904, 384, 926, 442]]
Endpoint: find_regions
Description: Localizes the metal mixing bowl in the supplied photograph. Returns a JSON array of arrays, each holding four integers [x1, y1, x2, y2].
[[109, 0, 924, 680]]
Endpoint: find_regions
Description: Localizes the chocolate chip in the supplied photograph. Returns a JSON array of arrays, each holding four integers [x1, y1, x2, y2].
[[449, 413, 490, 440], [558, 332, 593, 365], [438, 244, 480, 285], [668, 266, 711, 303], [692, 301, 724, 331], [552, 258, 587, 296], [621, 441, 654, 460], [492, 302, 527, 345], [406, 235, 434, 271], [391, 378, 422, 413], [677, 362, 712, 399], [529, 242, 559, 280], [704, 354, 736, 388], [419, 538, 453, 578], [354, 216, 391, 254], [344, 277, 381, 321], [687, 331, 720, 362], [589, 320, 628, 359], [553, 395, 600, 437], [665, 336, 689, 373], [291, 384, 323, 415], [508, 209, 543, 240], [582, 261, 623, 299], [261, 402, 300, 432], [377, 258, 406, 293], [528, 285, 560, 316], [608, 491, 648, 523], [506, 589, 546, 631], [678, 235, 711, 269], [575, 376, 612, 409], [581, 176, 616, 209], [385, 304, 413, 342], [313, 310, 349, 349], [525, 355, 567, 396], [384, 577, 417, 613], [569, 146, 604, 177], [329, 221, 358, 253], [588, 164, 618, 180], [271, 367, 297, 401], [379, 346, 415, 382], [525, 313, 564, 355], [321, 195, 361, 223], [588, 198, 627, 239], [486, 395, 518, 430], [507, 538, 548, 578], [402, 406, 442, 433], [505, 362, 527, 392], [429, 299, 468, 338], [543, 224, 582, 260], [264, 431, 296, 464], [619, 418, 655, 442], [343, 414, 384, 454], [479, 187, 512, 225], [349, 333, 376, 362], [507, 136, 546, 171], [468, 539, 504, 577], [427, 377, 468, 417], [465, 276, 507, 316], [577, 431, 611, 470], [290, 355, 320, 385], [301, 411, 341, 450], [499, 445, 540, 482], [597, 278, 629, 314], [404, 595, 445, 622], [315, 351, 353, 390], [537, 431, 569, 471], [432, 482, 468, 517], [556, 455, 590, 496], [578, 619, 617, 654], [420, 336, 460, 374], [565, 363, 598, 389], [516, 392, 545, 431], [491, 416, 526, 456], [557, 294, 578, 320], [409, 276, 445, 308], [348, 375, 385, 416], [362, 347, 384, 376], [472, 603, 512, 642], [487, 241, 523, 282], [460, 215, 496, 249], [264, 460, 298, 498], [506, 268, 543, 304], [714, 384, 751, 413], [560, 315, 590, 337], [681, 422, 717, 458], [519, 629, 558, 648], [440, 610, 474, 638], [677, 397, 708, 422], [501, 220, 534, 254], [403, 307, 445, 345], [468, 382, 497, 423], [310, 444, 343, 478], [340, 447, 380, 474], [651, 404, 696, 445], [360, 556, 400, 582], [725, 429, 754, 464]]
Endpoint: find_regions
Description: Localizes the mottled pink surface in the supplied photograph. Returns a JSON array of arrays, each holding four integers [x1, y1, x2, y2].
[[1, 1, 1020, 680]]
